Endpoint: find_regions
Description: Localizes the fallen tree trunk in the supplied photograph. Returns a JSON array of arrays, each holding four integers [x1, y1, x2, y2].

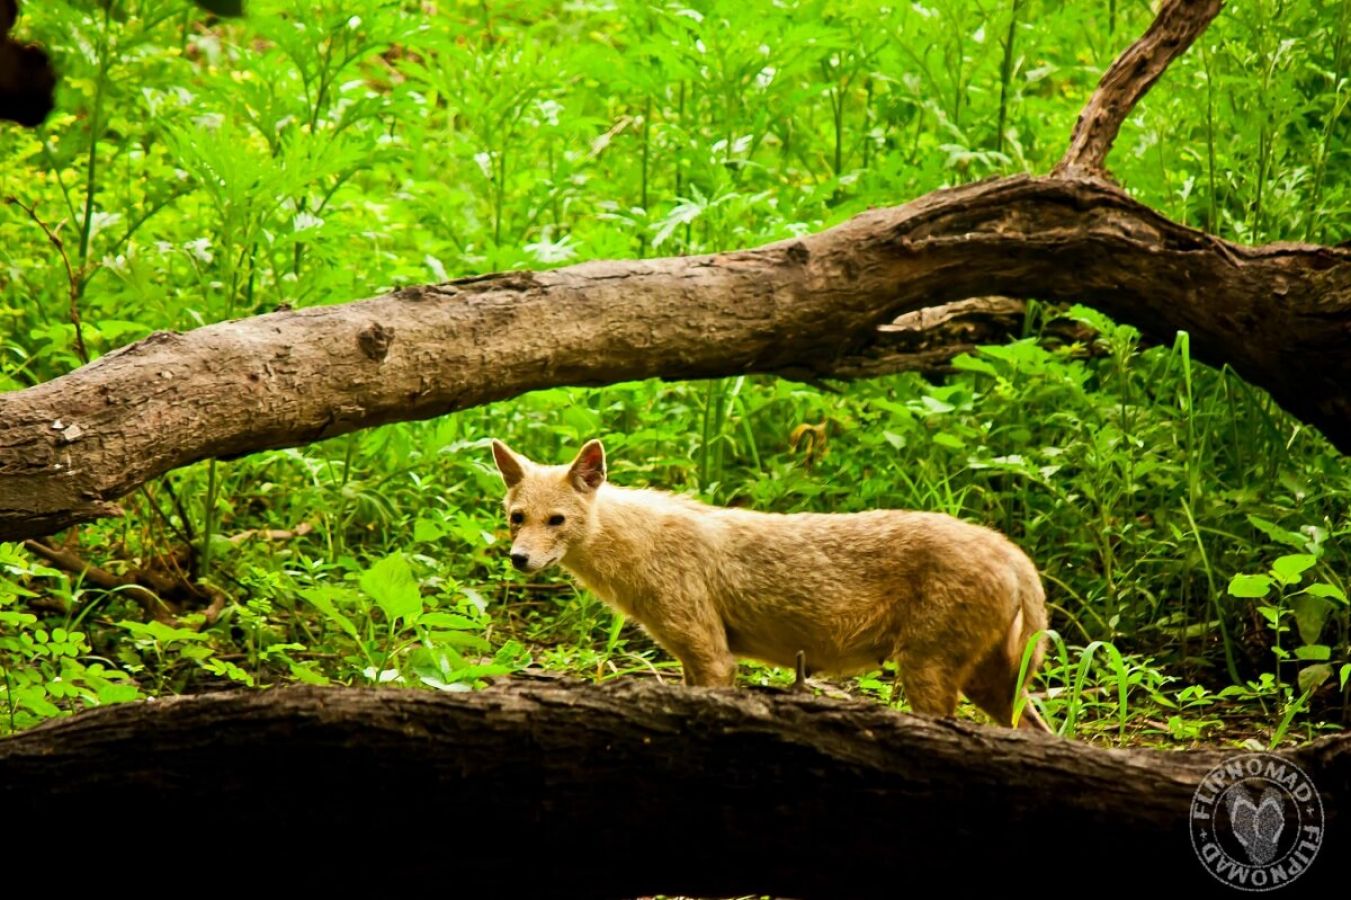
[[3, 0, 1348, 543], [3, 173, 1346, 542], [0, 682, 1345, 896]]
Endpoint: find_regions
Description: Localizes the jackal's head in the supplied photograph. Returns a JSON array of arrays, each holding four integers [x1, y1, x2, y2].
[[490, 438, 606, 574]]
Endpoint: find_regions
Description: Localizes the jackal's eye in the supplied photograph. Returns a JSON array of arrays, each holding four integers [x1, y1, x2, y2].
[[548, 514, 565, 526], [509, 511, 524, 525]]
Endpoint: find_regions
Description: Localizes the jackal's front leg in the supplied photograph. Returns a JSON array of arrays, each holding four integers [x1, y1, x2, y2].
[[679, 651, 737, 687], [643, 604, 736, 688]]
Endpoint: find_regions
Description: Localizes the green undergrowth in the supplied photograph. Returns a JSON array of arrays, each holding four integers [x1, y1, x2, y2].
[[2, 0, 1349, 745]]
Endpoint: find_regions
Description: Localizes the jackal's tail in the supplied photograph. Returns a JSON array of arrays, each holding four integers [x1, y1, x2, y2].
[[1009, 567, 1051, 732]]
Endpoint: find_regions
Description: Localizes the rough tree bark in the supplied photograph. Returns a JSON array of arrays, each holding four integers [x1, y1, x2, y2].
[[0, 683, 1345, 896], [2, 0, 1348, 543]]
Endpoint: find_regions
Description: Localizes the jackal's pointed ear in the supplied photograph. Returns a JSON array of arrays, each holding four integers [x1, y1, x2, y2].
[[568, 439, 606, 492], [491, 439, 527, 488]]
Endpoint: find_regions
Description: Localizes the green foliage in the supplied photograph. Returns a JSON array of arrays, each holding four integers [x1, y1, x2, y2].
[[1, 0, 1348, 745], [296, 551, 525, 688], [0, 546, 141, 734], [1226, 520, 1349, 718]]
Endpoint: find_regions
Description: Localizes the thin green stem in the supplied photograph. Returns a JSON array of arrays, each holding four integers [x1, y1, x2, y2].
[[199, 459, 220, 580], [1203, 47, 1218, 232], [1181, 499, 1242, 685], [78, 4, 115, 269], [639, 92, 651, 257], [996, 0, 1024, 155]]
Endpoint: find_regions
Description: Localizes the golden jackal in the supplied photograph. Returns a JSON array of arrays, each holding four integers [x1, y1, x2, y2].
[[492, 438, 1049, 731]]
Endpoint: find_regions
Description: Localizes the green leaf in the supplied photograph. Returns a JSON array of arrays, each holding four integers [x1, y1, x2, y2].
[[96, 683, 141, 704], [359, 554, 423, 625], [1298, 664, 1333, 695], [461, 587, 487, 615], [117, 620, 208, 644], [92, 320, 152, 343], [299, 587, 360, 639], [193, 0, 244, 16], [413, 518, 446, 542], [1227, 573, 1272, 599], [417, 611, 482, 630], [1341, 664, 1351, 692], [1291, 594, 1334, 645], [287, 661, 331, 686], [426, 630, 491, 652], [206, 531, 237, 556], [203, 658, 255, 685], [1270, 554, 1317, 586], [17, 687, 60, 718], [1246, 515, 1308, 550], [1304, 582, 1347, 604], [950, 354, 999, 377], [0, 576, 39, 598], [1294, 644, 1331, 661], [1065, 304, 1117, 333], [493, 640, 531, 669], [447, 663, 515, 683]]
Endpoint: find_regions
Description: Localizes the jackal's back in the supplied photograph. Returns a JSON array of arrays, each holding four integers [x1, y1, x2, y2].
[[571, 488, 1041, 677]]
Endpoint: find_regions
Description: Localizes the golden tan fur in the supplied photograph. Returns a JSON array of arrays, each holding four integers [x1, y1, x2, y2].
[[492, 438, 1050, 730]]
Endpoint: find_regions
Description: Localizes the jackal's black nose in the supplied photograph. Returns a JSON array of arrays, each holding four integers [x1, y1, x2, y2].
[[510, 552, 530, 571]]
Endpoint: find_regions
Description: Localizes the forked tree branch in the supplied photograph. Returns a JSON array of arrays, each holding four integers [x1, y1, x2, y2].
[[1055, 0, 1225, 178]]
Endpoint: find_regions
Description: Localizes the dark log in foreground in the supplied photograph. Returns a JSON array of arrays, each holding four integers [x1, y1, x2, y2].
[[4, 0, 1350, 543], [1, 682, 1346, 896]]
